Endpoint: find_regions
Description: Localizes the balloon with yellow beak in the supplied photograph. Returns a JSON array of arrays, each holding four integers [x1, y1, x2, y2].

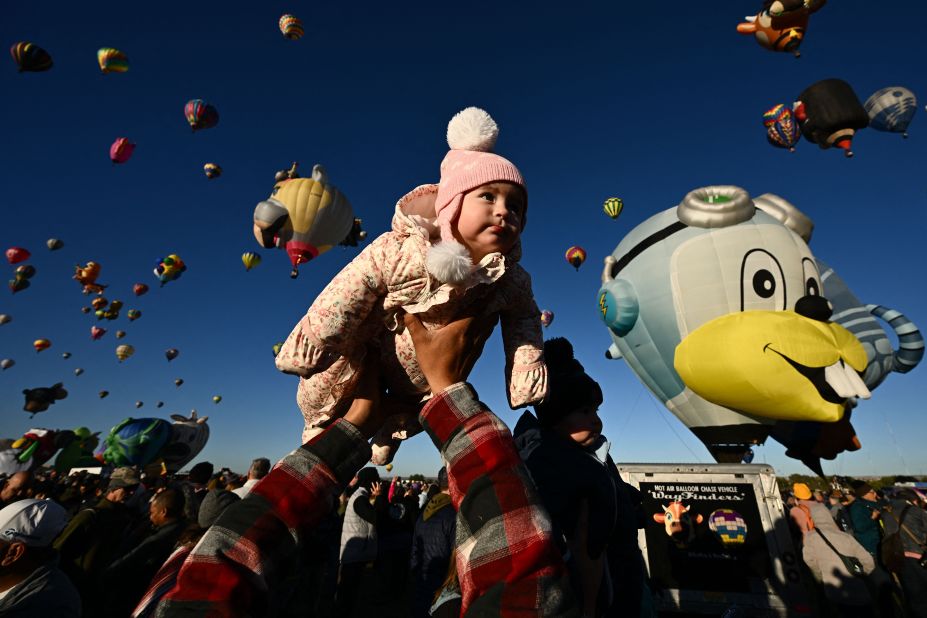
[[597, 186, 922, 470]]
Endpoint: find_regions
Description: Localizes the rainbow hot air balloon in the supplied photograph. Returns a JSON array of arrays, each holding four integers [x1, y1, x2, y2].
[[184, 99, 219, 132], [6, 247, 30, 264], [97, 47, 129, 73], [565, 246, 586, 270], [110, 137, 135, 164], [154, 254, 186, 286], [603, 197, 624, 220], [33, 339, 51, 352], [540, 310, 554, 328], [864, 87, 917, 138], [10, 42, 53, 72], [115, 344, 135, 362], [763, 104, 801, 152], [279, 14, 304, 40], [242, 252, 261, 271], [204, 163, 222, 179]]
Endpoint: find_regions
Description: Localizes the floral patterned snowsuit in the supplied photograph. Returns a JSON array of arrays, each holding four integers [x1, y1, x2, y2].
[[275, 184, 547, 463]]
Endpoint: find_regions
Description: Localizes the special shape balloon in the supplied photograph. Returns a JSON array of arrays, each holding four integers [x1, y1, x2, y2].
[[74, 262, 107, 294], [97, 47, 129, 73], [153, 254, 186, 286], [793, 79, 869, 157], [10, 42, 53, 72], [253, 163, 365, 278], [736, 0, 825, 58], [864, 87, 917, 138]]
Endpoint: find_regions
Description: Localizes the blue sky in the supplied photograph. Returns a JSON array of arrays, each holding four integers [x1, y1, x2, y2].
[[2, 1, 925, 478]]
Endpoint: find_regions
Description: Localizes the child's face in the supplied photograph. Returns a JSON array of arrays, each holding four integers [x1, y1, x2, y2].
[[553, 405, 603, 448], [454, 182, 525, 261]]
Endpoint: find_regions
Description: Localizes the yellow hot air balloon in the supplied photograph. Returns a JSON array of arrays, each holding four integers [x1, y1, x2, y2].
[[97, 47, 129, 73], [242, 252, 261, 271], [253, 163, 365, 278], [115, 344, 135, 362], [603, 197, 624, 220], [385, 463, 393, 472]]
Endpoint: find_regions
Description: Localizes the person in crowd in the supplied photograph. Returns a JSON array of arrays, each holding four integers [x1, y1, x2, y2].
[[828, 491, 854, 533], [54, 465, 140, 615], [132, 489, 240, 618], [514, 337, 650, 618], [881, 488, 927, 618], [0, 472, 32, 509], [180, 461, 213, 523], [151, 310, 574, 616], [103, 488, 188, 616], [789, 482, 875, 617], [0, 498, 80, 617], [410, 465, 455, 618], [847, 483, 882, 557], [336, 466, 385, 617], [232, 458, 271, 499]]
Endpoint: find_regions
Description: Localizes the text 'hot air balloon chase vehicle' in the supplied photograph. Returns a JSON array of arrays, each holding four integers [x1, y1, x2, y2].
[[253, 163, 367, 278], [597, 186, 922, 473]]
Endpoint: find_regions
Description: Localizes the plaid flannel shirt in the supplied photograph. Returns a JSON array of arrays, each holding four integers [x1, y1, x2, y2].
[[156, 382, 575, 617]]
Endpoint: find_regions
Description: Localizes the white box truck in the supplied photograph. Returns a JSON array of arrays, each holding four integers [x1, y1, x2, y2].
[[617, 463, 811, 617]]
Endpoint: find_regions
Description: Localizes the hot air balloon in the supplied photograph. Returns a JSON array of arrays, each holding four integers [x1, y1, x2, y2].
[[736, 1, 825, 58], [212, 395, 222, 404], [90, 327, 106, 340], [540, 310, 554, 328], [61, 352, 71, 359], [74, 368, 84, 377], [91, 297, 108, 311], [174, 378, 184, 387], [165, 348, 179, 361], [385, 463, 393, 472], [242, 252, 261, 271], [97, 47, 129, 73], [115, 330, 126, 339], [110, 137, 135, 164], [74, 262, 107, 294], [10, 42, 53, 72], [15, 265, 36, 279], [1, 359, 14, 370], [204, 163, 222, 179], [184, 99, 219, 131], [115, 344, 135, 362], [794, 79, 869, 158], [253, 163, 366, 278], [99, 390, 109, 398], [156, 401, 164, 408], [603, 197, 624, 220], [98, 417, 172, 467], [81, 307, 91, 314], [127, 309, 141, 321], [708, 509, 748, 547], [46, 238, 63, 250], [153, 254, 186, 286], [33, 339, 51, 353], [279, 14, 304, 39], [272, 342, 284, 357], [864, 87, 917, 138], [6, 247, 30, 264], [135, 401, 144, 408], [0, 314, 10, 325], [763, 103, 801, 152], [565, 246, 586, 270], [8, 278, 29, 294], [22, 383, 67, 415]]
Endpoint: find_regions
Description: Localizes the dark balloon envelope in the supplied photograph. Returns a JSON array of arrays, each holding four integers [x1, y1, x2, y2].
[[10, 42, 53, 72]]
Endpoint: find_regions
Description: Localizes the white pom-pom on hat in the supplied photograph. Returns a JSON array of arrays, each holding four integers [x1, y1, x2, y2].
[[447, 107, 499, 152], [426, 240, 472, 285]]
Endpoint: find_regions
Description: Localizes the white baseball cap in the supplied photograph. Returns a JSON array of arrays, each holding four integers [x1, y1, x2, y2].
[[0, 499, 68, 547]]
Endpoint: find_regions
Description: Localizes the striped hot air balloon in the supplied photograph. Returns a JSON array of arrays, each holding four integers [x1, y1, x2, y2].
[[864, 87, 917, 138], [763, 104, 801, 152], [204, 163, 222, 179], [10, 42, 52, 72], [33, 339, 51, 353], [184, 99, 219, 132], [97, 47, 129, 73], [242, 252, 261, 271], [279, 14, 304, 40], [603, 197, 624, 220], [565, 246, 587, 270]]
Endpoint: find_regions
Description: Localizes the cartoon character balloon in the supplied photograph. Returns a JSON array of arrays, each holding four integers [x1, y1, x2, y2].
[[793, 79, 869, 157], [153, 254, 186, 286], [54, 427, 101, 473], [597, 186, 922, 468], [74, 261, 107, 294], [736, 0, 825, 58], [864, 87, 917, 138], [0, 429, 75, 476], [22, 383, 68, 415], [253, 163, 366, 278]]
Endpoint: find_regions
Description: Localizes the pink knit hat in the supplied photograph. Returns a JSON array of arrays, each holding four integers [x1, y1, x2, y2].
[[426, 108, 526, 283]]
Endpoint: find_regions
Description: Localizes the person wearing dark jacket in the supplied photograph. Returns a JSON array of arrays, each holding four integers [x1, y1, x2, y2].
[[0, 499, 80, 617], [103, 488, 187, 616], [882, 489, 927, 618], [410, 465, 455, 618], [514, 337, 650, 618], [848, 483, 882, 556]]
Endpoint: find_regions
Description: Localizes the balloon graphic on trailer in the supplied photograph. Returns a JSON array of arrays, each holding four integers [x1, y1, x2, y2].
[[253, 163, 366, 278], [708, 509, 748, 547], [596, 185, 922, 470]]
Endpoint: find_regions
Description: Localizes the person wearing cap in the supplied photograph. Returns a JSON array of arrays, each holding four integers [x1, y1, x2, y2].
[[54, 466, 140, 615], [335, 466, 385, 617], [153, 310, 575, 617], [847, 483, 883, 557], [0, 498, 80, 616], [514, 337, 649, 618], [232, 457, 271, 499], [275, 106, 547, 467], [410, 465, 455, 618], [788, 482, 875, 613]]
